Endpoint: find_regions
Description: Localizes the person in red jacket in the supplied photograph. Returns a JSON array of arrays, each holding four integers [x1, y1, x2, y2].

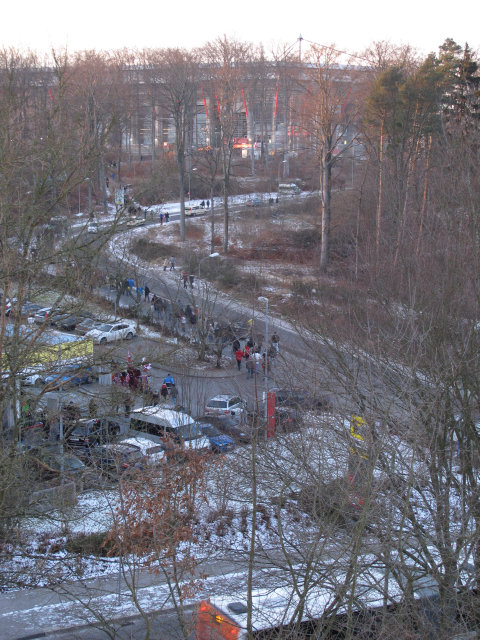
[[235, 349, 243, 370]]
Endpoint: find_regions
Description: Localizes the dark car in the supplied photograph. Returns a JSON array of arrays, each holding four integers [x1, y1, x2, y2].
[[271, 388, 332, 412], [49, 313, 77, 331], [75, 317, 103, 336], [67, 418, 121, 452], [199, 415, 254, 444], [20, 302, 43, 317], [88, 442, 144, 478], [196, 422, 236, 453], [25, 445, 85, 480]]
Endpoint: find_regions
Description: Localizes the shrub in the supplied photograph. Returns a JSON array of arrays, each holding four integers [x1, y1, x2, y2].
[[66, 532, 115, 557]]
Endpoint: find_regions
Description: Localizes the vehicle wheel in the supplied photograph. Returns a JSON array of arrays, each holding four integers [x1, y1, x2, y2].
[[100, 337, 107, 345], [126, 332, 133, 340]]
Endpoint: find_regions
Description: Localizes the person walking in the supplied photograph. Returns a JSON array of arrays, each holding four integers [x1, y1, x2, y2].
[[159, 213, 164, 224], [163, 374, 175, 387], [170, 256, 175, 271], [189, 274, 194, 288], [160, 384, 169, 402], [246, 358, 255, 378], [163, 258, 169, 271], [235, 348, 243, 370], [271, 332, 280, 353], [182, 271, 188, 289], [165, 212, 170, 222], [88, 398, 98, 418], [170, 384, 178, 406], [144, 285, 150, 301], [206, 200, 210, 209]]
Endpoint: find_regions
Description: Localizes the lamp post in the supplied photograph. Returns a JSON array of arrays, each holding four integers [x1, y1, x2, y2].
[[198, 252, 219, 291], [258, 296, 269, 420]]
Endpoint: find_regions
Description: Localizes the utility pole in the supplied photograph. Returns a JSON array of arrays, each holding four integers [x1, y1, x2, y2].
[[298, 34, 303, 61]]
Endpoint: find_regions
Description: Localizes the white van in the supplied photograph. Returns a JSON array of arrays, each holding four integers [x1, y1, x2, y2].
[[129, 407, 211, 453], [278, 183, 301, 195]]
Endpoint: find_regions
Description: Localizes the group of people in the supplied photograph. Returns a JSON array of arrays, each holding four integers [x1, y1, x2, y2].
[[160, 374, 178, 405], [162, 256, 176, 271], [159, 211, 170, 224], [233, 332, 280, 376], [182, 271, 195, 289], [199, 200, 210, 209]]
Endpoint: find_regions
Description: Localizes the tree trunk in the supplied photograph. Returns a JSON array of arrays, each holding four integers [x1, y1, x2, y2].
[[320, 149, 332, 272]]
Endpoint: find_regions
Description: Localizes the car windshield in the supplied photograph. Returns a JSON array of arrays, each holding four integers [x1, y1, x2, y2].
[[197, 424, 219, 437], [207, 400, 228, 409], [177, 423, 203, 440], [96, 324, 113, 332], [71, 425, 90, 436], [147, 445, 165, 455]]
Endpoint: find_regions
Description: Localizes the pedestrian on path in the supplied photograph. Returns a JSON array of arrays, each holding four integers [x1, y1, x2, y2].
[[170, 385, 178, 406], [246, 358, 255, 378], [272, 333, 280, 353], [189, 274, 195, 288], [160, 213, 164, 224], [163, 374, 175, 387], [165, 212, 170, 222], [163, 258, 169, 271], [144, 285, 150, 301], [182, 271, 188, 289], [170, 256, 175, 271], [160, 384, 169, 402], [235, 348, 243, 370]]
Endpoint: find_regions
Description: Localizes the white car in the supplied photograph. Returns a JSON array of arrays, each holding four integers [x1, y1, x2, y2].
[[33, 307, 52, 324], [119, 436, 166, 467], [85, 321, 136, 345], [204, 394, 246, 418], [87, 222, 98, 233]]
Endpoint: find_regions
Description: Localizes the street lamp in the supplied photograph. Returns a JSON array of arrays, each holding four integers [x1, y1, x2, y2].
[[198, 252, 219, 291], [258, 296, 269, 420]]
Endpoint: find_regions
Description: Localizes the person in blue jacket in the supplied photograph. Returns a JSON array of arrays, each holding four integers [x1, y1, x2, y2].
[[163, 374, 175, 388]]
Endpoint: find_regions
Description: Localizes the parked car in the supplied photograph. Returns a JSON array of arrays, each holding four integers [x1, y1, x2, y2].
[[76, 317, 103, 336], [43, 365, 94, 388], [25, 445, 85, 480], [126, 217, 145, 228], [129, 407, 211, 456], [4, 297, 17, 317], [49, 313, 78, 331], [118, 436, 166, 467], [204, 394, 246, 418], [20, 369, 45, 387], [199, 415, 254, 444], [67, 418, 121, 452], [88, 442, 145, 478], [33, 307, 52, 324], [271, 388, 332, 412], [186, 204, 201, 217], [87, 221, 99, 233], [196, 422, 236, 453], [85, 321, 136, 344], [20, 302, 43, 317]]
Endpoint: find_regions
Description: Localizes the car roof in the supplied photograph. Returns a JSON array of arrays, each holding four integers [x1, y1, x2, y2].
[[120, 437, 165, 453], [130, 407, 193, 425], [207, 394, 237, 402]]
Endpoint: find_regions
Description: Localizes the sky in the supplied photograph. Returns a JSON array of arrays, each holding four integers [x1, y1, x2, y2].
[[2, 0, 478, 61]]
